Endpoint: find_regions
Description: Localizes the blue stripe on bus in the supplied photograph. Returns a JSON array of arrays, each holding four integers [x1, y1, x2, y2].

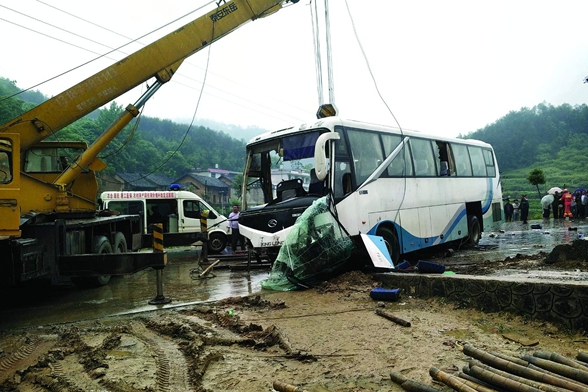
[[368, 177, 495, 252], [481, 178, 493, 214]]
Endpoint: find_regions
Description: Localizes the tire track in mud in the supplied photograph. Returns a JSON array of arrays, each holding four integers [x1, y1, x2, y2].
[[0, 335, 56, 384], [50, 360, 105, 392], [131, 322, 192, 392]]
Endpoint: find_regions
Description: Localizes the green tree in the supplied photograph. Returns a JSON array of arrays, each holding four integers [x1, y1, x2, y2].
[[527, 168, 546, 198]]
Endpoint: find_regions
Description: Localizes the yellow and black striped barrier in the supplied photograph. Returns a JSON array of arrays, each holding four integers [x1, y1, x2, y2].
[[200, 210, 209, 234], [152, 223, 164, 252]]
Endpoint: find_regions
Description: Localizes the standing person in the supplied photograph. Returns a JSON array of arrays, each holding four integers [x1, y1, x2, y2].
[[552, 192, 561, 219], [540, 194, 554, 219], [512, 199, 520, 221], [503, 199, 513, 221], [227, 204, 245, 252], [575, 191, 584, 219], [582, 191, 588, 219], [560, 189, 573, 220], [519, 195, 530, 224]]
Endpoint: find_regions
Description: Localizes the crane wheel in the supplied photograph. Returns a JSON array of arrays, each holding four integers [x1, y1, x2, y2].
[[71, 236, 113, 288]]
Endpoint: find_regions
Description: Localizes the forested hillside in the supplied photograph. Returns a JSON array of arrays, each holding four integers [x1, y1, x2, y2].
[[463, 102, 588, 218], [0, 77, 248, 179]]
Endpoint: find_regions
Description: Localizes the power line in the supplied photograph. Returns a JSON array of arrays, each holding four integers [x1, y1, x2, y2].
[[1, 1, 313, 123]]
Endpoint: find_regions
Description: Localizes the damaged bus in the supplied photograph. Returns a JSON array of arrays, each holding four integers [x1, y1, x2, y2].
[[238, 117, 503, 265]]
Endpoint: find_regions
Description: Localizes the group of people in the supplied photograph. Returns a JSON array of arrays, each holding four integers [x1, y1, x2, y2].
[[541, 189, 587, 220], [503, 195, 530, 224]]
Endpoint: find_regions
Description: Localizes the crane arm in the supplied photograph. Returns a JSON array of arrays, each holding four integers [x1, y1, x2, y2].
[[1, 0, 297, 150]]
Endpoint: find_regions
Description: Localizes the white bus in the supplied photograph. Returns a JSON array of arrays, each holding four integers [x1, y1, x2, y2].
[[100, 190, 228, 253], [239, 117, 503, 264]]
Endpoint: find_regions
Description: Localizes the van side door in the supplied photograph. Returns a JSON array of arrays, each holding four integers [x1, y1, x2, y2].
[[180, 199, 202, 233]]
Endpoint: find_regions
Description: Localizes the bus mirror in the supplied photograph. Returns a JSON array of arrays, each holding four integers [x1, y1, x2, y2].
[[314, 133, 340, 181]]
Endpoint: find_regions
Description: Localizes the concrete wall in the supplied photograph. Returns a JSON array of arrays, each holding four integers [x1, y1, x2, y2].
[[375, 273, 588, 332]]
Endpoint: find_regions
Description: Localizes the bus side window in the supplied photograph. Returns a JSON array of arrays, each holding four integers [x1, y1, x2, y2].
[[468, 146, 487, 177], [483, 149, 496, 177], [451, 143, 473, 176], [436, 141, 452, 176], [409, 138, 437, 177]]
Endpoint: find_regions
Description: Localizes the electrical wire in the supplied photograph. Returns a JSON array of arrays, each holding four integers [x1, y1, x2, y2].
[[37, 0, 313, 119], [97, 6, 218, 186], [0, 1, 214, 102], [1, 0, 313, 123], [342, 0, 408, 253]]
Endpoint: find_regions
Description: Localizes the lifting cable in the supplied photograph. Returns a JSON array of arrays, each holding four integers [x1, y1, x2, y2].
[[343, 0, 408, 227], [310, 0, 335, 106], [310, 0, 324, 106]]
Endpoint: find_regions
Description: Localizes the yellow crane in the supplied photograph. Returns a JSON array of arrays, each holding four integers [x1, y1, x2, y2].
[[0, 0, 300, 287]]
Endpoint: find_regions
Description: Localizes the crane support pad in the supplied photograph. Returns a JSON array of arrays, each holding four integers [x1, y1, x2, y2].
[[58, 252, 167, 276]]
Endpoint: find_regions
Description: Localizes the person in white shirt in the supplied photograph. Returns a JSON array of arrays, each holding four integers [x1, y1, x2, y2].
[[227, 204, 244, 252]]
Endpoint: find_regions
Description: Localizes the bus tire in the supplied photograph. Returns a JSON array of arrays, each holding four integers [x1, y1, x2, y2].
[[467, 215, 481, 246], [208, 232, 227, 254], [71, 236, 113, 288], [376, 226, 401, 266], [113, 232, 128, 253]]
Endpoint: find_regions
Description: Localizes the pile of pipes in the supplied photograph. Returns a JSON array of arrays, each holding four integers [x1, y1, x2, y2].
[[391, 343, 588, 392]]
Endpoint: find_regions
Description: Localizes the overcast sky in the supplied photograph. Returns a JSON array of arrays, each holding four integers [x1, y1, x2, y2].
[[1, 0, 587, 139]]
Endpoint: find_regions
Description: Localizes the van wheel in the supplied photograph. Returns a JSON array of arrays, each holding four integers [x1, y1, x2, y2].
[[376, 226, 401, 266], [208, 232, 227, 254], [71, 236, 112, 288], [467, 215, 481, 246]]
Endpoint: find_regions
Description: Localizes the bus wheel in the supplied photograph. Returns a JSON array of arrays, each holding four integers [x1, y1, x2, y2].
[[377, 226, 401, 266], [71, 236, 112, 287], [467, 215, 481, 246], [208, 232, 227, 254]]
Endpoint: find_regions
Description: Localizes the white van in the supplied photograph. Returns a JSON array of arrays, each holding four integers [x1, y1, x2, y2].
[[100, 190, 228, 253]]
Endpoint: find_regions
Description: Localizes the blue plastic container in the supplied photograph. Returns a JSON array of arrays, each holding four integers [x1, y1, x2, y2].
[[369, 287, 401, 301], [415, 260, 445, 274], [394, 260, 411, 270]]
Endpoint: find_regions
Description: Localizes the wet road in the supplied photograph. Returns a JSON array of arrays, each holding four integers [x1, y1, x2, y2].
[[0, 249, 272, 331], [1, 218, 586, 331], [451, 218, 588, 264]]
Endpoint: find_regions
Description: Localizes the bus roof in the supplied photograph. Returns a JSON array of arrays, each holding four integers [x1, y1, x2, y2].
[[246, 117, 492, 149]]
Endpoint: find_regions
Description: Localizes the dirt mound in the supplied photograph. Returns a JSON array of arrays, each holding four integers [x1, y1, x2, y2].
[[545, 239, 588, 266], [315, 270, 378, 293]]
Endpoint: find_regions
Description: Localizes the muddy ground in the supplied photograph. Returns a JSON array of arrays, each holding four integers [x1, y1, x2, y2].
[[2, 241, 588, 392]]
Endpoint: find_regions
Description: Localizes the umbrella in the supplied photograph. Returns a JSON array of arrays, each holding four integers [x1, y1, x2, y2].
[[574, 188, 585, 194], [547, 187, 563, 195]]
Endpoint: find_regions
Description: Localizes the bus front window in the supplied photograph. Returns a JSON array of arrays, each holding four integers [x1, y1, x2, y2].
[[244, 131, 323, 207]]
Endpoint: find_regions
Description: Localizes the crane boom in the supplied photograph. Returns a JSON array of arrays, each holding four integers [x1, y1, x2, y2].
[[2, 0, 293, 149]]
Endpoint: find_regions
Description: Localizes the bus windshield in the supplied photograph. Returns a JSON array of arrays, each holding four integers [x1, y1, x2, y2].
[[243, 130, 326, 207]]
